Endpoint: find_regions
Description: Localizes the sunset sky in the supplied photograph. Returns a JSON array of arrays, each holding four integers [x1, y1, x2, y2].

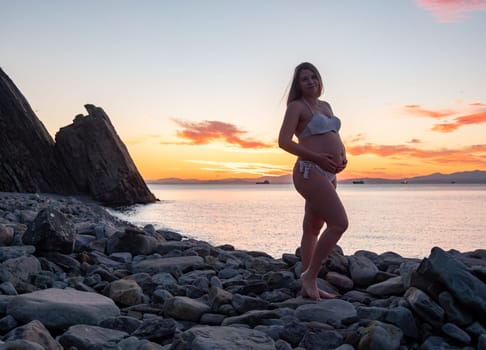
[[2, 0, 486, 181]]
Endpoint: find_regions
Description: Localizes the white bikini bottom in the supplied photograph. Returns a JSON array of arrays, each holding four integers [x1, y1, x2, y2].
[[298, 160, 336, 182]]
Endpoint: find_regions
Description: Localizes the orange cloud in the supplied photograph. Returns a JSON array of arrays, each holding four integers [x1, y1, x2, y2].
[[415, 0, 486, 22], [403, 104, 455, 118], [431, 123, 460, 132], [172, 119, 272, 149], [188, 160, 291, 177], [432, 110, 486, 132], [407, 138, 423, 144], [347, 142, 486, 166]]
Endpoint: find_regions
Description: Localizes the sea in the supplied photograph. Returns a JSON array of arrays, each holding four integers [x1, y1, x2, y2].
[[107, 183, 486, 259]]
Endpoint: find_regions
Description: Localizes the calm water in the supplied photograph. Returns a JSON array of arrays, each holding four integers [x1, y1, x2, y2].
[[108, 183, 486, 259]]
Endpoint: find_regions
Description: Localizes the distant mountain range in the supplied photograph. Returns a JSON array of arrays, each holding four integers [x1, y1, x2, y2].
[[148, 170, 486, 185]]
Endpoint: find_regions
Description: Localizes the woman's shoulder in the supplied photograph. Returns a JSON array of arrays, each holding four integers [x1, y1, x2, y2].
[[287, 99, 307, 111], [318, 100, 334, 115], [318, 99, 332, 108]]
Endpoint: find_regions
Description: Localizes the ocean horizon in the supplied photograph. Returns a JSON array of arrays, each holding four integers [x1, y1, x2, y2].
[[108, 183, 486, 259]]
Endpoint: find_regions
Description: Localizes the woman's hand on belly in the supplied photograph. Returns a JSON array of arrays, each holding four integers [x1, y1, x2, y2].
[[315, 152, 339, 173], [335, 150, 347, 173], [314, 150, 347, 174]]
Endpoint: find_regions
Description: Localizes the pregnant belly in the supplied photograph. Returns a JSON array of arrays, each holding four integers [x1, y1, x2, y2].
[[300, 132, 346, 163]]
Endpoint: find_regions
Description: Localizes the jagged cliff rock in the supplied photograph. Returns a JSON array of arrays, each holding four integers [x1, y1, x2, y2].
[[0, 68, 77, 193], [55, 104, 156, 205], [0, 68, 156, 205]]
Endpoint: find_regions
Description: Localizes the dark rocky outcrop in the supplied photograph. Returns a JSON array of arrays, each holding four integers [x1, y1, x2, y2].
[[0, 68, 77, 194], [0, 68, 155, 205], [55, 104, 156, 205]]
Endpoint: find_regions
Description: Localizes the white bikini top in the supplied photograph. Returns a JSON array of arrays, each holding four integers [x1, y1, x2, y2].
[[298, 100, 341, 140]]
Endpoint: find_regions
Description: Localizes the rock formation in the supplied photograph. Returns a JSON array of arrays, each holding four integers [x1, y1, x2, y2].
[[55, 104, 156, 205], [0, 68, 77, 194], [0, 68, 155, 205]]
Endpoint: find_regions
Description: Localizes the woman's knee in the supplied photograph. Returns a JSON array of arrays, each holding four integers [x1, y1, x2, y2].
[[303, 219, 324, 234], [330, 215, 348, 235]]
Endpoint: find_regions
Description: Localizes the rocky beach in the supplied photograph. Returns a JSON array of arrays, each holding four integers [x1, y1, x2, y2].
[[0, 191, 484, 350]]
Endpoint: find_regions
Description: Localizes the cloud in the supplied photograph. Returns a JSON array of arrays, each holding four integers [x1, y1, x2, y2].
[[403, 104, 455, 118], [188, 160, 291, 176], [403, 102, 486, 132], [431, 123, 459, 132], [432, 110, 486, 132], [347, 142, 486, 166], [414, 0, 486, 22], [172, 119, 272, 149], [469, 102, 486, 107]]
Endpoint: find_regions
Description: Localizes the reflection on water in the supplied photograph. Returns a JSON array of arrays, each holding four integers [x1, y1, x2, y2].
[[107, 183, 486, 259]]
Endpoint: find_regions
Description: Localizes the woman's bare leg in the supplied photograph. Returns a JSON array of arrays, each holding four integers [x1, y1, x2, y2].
[[300, 201, 324, 271], [294, 165, 348, 300]]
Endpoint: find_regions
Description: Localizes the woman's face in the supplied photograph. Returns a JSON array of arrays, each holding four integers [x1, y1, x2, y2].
[[298, 69, 321, 98]]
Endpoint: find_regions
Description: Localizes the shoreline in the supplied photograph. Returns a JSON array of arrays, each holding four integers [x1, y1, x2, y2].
[[0, 191, 485, 349]]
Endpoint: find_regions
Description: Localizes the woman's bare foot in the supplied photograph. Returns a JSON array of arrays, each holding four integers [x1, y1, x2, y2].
[[300, 270, 320, 300], [318, 289, 336, 299]]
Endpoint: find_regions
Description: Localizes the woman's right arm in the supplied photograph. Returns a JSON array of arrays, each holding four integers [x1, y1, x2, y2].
[[278, 102, 312, 158], [278, 102, 337, 170]]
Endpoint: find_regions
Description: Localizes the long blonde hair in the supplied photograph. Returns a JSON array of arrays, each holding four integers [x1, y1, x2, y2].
[[286, 62, 323, 105]]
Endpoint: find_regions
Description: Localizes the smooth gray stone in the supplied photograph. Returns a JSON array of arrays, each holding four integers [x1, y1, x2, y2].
[[131, 318, 176, 341], [366, 276, 405, 296], [163, 296, 211, 322], [478, 334, 486, 350], [0, 246, 36, 263], [419, 335, 454, 350], [99, 316, 142, 334], [441, 322, 471, 345], [0, 339, 46, 350], [404, 287, 444, 328], [357, 321, 403, 350], [0, 255, 41, 287], [349, 255, 379, 287], [169, 325, 276, 350], [58, 324, 128, 350], [356, 306, 388, 321], [232, 293, 270, 314], [7, 288, 120, 329], [222, 310, 281, 327], [132, 256, 204, 275], [107, 227, 160, 256], [0, 315, 18, 333], [438, 291, 473, 326], [299, 329, 344, 350], [385, 306, 419, 339], [296, 299, 357, 326], [2, 320, 62, 350]]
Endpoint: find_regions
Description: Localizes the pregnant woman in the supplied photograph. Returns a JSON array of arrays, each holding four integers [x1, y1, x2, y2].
[[278, 62, 348, 300]]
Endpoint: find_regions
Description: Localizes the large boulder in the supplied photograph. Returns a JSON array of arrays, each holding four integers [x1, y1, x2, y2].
[[7, 288, 120, 329], [22, 207, 76, 253], [0, 68, 77, 193], [55, 104, 156, 205], [417, 247, 486, 316]]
